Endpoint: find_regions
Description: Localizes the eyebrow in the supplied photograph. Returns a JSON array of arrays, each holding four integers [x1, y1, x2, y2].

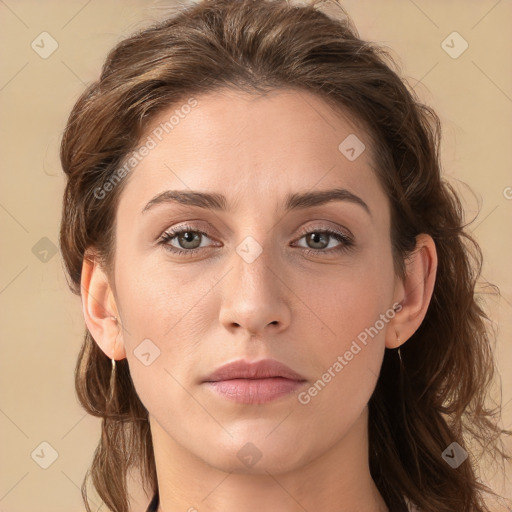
[[141, 187, 371, 217]]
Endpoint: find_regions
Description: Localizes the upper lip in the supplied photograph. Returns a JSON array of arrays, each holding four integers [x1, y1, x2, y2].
[[203, 359, 307, 382]]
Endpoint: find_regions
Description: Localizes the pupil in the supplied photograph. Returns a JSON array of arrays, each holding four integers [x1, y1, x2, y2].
[[309, 232, 327, 248], [180, 231, 200, 249]]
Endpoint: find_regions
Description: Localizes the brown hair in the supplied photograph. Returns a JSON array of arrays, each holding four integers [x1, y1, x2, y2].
[[59, 1, 511, 511]]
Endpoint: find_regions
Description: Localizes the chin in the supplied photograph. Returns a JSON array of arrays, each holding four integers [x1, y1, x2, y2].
[[198, 433, 313, 475]]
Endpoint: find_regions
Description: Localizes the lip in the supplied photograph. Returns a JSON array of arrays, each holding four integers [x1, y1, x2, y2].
[[202, 359, 307, 404], [203, 358, 306, 382]]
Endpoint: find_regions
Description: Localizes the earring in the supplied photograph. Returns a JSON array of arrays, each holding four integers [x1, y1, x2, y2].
[[108, 315, 119, 404], [108, 346, 116, 403]]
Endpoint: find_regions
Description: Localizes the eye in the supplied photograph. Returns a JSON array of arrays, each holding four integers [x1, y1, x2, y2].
[[293, 227, 354, 255], [157, 224, 354, 258], [158, 224, 217, 257]]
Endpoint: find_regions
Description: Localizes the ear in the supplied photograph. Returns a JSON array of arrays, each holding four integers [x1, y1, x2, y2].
[[385, 233, 438, 349], [81, 252, 126, 360]]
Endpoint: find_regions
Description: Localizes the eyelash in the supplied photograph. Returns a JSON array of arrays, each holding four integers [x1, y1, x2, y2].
[[157, 224, 354, 258]]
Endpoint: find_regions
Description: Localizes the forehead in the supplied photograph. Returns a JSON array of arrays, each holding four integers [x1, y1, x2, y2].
[[118, 88, 385, 216]]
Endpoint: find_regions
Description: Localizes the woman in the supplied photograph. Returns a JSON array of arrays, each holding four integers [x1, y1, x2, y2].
[[59, 1, 510, 511]]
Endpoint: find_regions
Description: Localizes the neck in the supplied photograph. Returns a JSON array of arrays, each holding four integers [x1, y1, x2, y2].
[[150, 406, 388, 512]]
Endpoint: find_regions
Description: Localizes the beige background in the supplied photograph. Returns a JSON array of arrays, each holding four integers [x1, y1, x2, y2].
[[0, 0, 511, 511]]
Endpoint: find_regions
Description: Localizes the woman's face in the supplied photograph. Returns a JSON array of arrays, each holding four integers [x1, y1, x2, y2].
[[110, 88, 401, 473]]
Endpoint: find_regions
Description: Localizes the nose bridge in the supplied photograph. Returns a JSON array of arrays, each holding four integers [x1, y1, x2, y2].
[[232, 232, 279, 299], [219, 229, 291, 334]]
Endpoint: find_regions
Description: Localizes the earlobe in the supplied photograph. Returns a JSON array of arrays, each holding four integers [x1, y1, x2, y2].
[[81, 253, 126, 360], [385, 233, 438, 349]]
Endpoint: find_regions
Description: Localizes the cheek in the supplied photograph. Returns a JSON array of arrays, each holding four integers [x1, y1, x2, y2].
[[300, 247, 395, 393], [309, 262, 394, 344], [113, 257, 219, 390], [116, 254, 216, 334], [295, 272, 391, 425]]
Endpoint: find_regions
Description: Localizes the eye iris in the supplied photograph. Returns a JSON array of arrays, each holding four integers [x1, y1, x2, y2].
[[179, 231, 201, 249], [307, 232, 328, 249]]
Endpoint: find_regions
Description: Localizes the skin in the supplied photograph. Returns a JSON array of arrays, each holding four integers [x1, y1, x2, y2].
[[82, 88, 437, 512]]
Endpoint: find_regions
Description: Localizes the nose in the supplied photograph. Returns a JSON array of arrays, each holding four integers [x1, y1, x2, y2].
[[218, 239, 292, 337]]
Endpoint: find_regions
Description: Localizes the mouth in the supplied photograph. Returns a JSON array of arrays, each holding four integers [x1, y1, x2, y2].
[[204, 378, 306, 404], [202, 358, 307, 404]]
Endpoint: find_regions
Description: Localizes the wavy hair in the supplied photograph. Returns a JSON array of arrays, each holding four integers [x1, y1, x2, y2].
[[59, 1, 511, 510]]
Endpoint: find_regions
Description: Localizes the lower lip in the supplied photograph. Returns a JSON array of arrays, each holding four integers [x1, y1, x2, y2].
[[204, 377, 306, 404]]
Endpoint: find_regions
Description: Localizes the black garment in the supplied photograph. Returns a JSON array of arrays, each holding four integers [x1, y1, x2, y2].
[[145, 492, 159, 512]]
